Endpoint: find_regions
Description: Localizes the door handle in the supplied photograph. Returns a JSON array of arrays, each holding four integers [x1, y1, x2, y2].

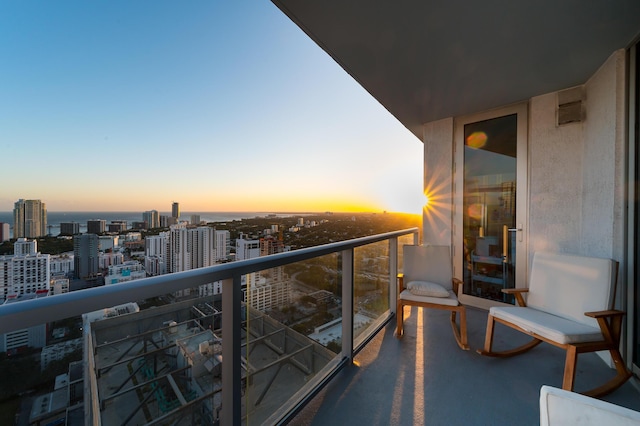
[[503, 224, 523, 263], [508, 224, 524, 242]]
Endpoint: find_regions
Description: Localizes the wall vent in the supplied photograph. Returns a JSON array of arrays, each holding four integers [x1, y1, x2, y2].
[[557, 86, 584, 125]]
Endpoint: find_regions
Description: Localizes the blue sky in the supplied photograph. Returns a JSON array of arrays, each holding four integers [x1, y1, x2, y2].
[[0, 1, 423, 214]]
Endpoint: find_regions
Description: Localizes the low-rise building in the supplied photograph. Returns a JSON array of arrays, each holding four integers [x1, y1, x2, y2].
[[0, 239, 50, 301], [50, 273, 69, 295], [41, 338, 83, 371]]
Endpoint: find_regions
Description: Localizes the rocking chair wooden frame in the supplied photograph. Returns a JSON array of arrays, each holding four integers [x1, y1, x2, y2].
[[397, 274, 468, 350], [396, 245, 469, 350], [478, 252, 632, 397]]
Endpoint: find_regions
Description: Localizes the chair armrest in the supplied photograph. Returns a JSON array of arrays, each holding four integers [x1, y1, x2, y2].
[[501, 288, 529, 307], [397, 273, 405, 294], [584, 310, 626, 343], [452, 277, 463, 295], [501, 288, 529, 294], [584, 309, 625, 319]]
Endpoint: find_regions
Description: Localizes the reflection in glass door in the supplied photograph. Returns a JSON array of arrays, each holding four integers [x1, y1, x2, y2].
[[462, 114, 519, 303]]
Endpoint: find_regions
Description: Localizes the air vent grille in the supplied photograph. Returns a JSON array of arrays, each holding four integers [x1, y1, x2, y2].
[[557, 87, 584, 125]]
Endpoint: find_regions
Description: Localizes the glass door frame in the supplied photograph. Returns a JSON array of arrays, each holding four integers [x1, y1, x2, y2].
[[628, 40, 639, 375], [453, 103, 529, 310]]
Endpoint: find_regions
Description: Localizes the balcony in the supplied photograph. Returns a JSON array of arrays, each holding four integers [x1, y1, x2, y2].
[[1, 228, 639, 425]]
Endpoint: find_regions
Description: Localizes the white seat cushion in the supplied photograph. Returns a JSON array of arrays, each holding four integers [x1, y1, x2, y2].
[[490, 306, 603, 344], [400, 289, 459, 307], [407, 280, 449, 297]]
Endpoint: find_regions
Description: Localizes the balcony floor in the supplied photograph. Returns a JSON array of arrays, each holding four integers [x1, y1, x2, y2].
[[291, 306, 640, 425]]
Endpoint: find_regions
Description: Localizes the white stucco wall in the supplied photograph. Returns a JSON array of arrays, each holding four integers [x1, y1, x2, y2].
[[422, 117, 454, 246], [580, 49, 626, 261], [528, 50, 626, 261], [528, 92, 583, 254]]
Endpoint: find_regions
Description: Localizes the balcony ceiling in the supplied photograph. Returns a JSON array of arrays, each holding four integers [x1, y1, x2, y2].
[[272, 1, 640, 140]]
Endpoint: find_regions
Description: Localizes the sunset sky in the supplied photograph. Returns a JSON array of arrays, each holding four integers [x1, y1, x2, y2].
[[0, 1, 424, 214]]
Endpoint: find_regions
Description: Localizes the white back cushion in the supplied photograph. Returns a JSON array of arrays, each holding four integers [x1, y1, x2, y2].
[[403, 245, 452, 290], [527, 252, 617, 326]]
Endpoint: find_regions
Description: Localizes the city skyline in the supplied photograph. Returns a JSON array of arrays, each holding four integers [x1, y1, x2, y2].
[[0, 2, 424, 215]]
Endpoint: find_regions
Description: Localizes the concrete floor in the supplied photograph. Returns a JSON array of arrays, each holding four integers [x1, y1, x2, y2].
[[289, 306, 640, 425]]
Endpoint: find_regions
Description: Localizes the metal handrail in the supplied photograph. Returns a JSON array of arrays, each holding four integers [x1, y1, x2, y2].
[[0, 227, 418, 335]]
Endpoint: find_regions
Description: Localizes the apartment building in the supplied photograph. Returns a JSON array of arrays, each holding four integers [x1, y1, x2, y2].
[[73, 234, 99, 279], [13, 199, 47, 238], [143, 210, 160, 229], [86, 219, 106, 235], [0, 239, 50, 301]]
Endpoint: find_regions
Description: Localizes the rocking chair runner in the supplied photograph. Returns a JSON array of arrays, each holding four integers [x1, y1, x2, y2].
[[478, 251, 632, 397], [396, 245, 469, 350]]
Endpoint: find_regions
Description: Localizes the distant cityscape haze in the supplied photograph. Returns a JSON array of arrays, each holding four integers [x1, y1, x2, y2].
[[0, 2, 424, 215]]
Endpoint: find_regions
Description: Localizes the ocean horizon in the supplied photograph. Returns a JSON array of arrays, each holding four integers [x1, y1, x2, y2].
[[0, 211, 316, 238]]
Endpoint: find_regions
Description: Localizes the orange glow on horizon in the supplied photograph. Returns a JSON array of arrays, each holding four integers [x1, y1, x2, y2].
[[45, 200, 401, 215], [34, 187, 426, 215]]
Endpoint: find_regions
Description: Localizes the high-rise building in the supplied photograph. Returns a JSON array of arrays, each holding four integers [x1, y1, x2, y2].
[[172, 202, 180, 220], [0, 238, 50, 301], [167, 225, 215, 273], [131, 221, 146, 230], [161, 215, 178, 227], [142, 210, 160, 229], [60, 222, 80, 235], [237, 235, 291, 311], [0, 222, 10, 242], [214, 230, 230, 261], [190, 215, 201, 225], [145, 233, 168, 276], [145, 225, 217, 297], [74, 234, 99, 279], [87, 219, 106, 235], [13, 199, 47, 238], [108, 220, 127, 233]]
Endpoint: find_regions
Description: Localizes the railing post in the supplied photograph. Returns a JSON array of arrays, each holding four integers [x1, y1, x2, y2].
[[221, 275, 242, 425], [413, 231, 420, 246], [341, 248, 354, 360], [389, 237, 398, 315]]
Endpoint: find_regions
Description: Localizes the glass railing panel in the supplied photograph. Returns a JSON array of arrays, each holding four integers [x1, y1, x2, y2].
[[243, 255, 340, 424], [353, 240, 390, 345]]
